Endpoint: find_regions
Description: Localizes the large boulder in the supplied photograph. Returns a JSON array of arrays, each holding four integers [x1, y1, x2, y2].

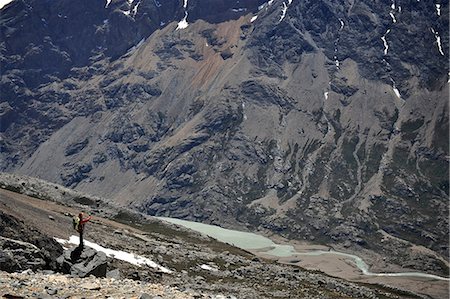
[[57, 246, 107, 278], [0, 211, 63, 271], [0, 236, 46, 272]]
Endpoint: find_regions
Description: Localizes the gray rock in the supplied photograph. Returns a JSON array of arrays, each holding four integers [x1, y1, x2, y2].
[[0, 236, 46, 272], [57, 247, 107, 278], [45, 287, 57, 295], [106, 269, 121, 280]]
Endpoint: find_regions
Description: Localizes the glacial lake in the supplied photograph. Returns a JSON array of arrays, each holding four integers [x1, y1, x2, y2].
[[157, 217, 450, 281]]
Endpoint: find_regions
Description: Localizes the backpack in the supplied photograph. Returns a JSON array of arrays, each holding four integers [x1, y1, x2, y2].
[[73, 216, 80, 231]]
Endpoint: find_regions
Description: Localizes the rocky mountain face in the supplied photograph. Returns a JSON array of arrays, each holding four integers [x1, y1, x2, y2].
[[1, 0, 449, 277]]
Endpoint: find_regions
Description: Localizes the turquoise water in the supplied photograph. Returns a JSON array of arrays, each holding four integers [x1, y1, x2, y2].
[[158, 217, 450, 281]]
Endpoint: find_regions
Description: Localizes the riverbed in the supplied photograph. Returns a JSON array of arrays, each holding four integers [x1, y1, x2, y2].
[[157, 217, 450, 298]]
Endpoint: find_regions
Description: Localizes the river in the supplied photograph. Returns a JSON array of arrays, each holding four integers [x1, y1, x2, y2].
[[157, 217, 450, 281]]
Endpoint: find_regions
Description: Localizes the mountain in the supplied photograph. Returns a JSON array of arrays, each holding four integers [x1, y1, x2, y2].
[[1, 0, 448, 279]]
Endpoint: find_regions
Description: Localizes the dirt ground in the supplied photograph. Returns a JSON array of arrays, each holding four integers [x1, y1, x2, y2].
[[258, 245, 449, 299]]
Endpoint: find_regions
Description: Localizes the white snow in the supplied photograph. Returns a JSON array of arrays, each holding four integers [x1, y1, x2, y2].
[[334, 55, 339, 67], [436, 4, 441, 16], [288, 0, 292, 4], [431, 28, 445, 56], [339, 18, 344, 30], [259, 0, 277, 10], [176, 0, 189, 30], [250, 15, 258, 22], [242, 102, 247, 120], [389, 12, 396, 23], [132, 0, 141, 17], [232, 8, 247, 12], [392, 86, 401, 99], [324, 92, 329, 100], [200, 264, 218, 272], [398, 6, 401, 12], [0, 0, 14, 9], [435, 35, 444, 56], [279, 2, 288, 22], [55, 236, 172, 273], [381, 29, 390, 55], [391, 82, 401, 99], [105, 0, 111, 8], [176, 11, 189, 30], [391, 2, 395, 10]]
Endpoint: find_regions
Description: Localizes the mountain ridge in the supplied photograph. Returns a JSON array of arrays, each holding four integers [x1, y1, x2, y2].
[[1, 0, 449, 282]]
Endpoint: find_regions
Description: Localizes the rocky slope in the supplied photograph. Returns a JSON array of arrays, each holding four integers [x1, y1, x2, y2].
[[0, 176, 423, 299], [1, 0, 449, 278]]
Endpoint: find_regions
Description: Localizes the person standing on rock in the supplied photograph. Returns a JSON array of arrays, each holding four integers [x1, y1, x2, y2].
[[74, 212, 91, 249]]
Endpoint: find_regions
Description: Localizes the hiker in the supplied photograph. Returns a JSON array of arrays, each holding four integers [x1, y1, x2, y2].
[[74, 212, 91, 249]]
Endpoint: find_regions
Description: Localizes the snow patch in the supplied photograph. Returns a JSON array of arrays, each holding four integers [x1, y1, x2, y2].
[[389, 12, 396, 23], [176, 1, 189, 30], [339, 18, 344, 30], [279, 2, 288, 22], [176, 11, 188, 30], [431, 28, 445, 56], [324, 92, 329, 100], [0, 0, 14, 9], [55, 236, 172, 274], [132, 0, 141, 17], [200, 264, 218, 272], [391, 81, 401, 99], [250, 15, 258, 22], [436, 4, 441, 16], [232, 8, 247, 12], [105, 0, 111, 8], [381, 29, 390, 55]]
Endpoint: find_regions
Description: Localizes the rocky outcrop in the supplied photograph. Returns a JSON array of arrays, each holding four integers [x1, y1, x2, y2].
[[0, 211, 63, 271], [0, 236, 46, 272], [57, 247, 107, 278]]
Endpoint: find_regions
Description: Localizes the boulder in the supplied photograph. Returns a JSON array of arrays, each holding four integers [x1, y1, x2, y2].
[[57, 247, 107, 278], [0, 236, 46, 272]]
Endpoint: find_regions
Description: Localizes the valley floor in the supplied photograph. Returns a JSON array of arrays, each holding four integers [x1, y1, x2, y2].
[[0, 188, 432, 299]]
